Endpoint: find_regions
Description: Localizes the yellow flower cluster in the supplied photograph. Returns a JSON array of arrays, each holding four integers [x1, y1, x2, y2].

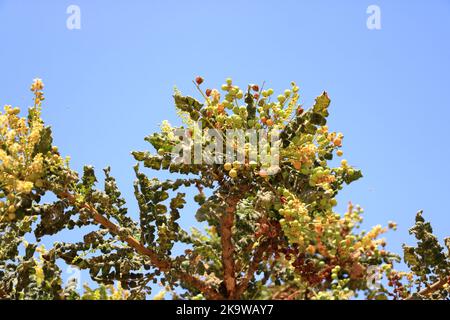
[[284, 125, 343, 175], [291, 142, 317, 170], [160, 120, 176, 140], [0, 107, 41, 178], [0, 79, 65, 221]]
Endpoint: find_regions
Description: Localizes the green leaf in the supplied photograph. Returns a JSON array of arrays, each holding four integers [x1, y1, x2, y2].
[[312, 91, 330, 117], [343, 169, 363, 184], [374, 293, 388, 300], [82, 165, 97, 189], [445, 237, 450, 253], [33, 126, 53, 155], [309, 113, 327, 126], [174, 95, 203, 121], [403, 245, 419, 267]]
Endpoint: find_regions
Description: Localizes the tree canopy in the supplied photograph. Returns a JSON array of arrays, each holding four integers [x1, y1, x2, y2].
[[0, 78, 448, 300]]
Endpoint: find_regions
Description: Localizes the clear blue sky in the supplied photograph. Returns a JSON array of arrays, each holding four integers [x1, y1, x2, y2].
[[1, 0, 449, 292]]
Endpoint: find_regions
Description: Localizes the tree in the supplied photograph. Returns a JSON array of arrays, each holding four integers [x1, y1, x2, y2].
[[0, 78, 448, 300]]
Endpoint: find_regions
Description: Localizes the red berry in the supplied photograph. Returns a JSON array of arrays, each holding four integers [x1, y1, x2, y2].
[[195, 76, 204, 85], [297, 107, 304, 115], [205, 88, 212, 97], [252, 84, 259, 92]]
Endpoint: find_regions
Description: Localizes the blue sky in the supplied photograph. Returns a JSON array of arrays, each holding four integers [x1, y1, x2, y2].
[[1, 0, 449, 293]]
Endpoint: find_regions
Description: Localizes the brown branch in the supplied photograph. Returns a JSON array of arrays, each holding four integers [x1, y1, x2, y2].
[[220, 195, 240, 299], [0, 287, 7, 299], [59, 191, 222, 300], [404, 277, 449, 300], [271, 285, 296, 300], [235, 240, 270, 298]]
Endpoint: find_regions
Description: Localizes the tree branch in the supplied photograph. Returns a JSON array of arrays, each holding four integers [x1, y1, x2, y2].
[[220, 194, 240, 299], [235, 240, 270, 298], [405, 277, 449, 300], [59, 191, 222, 300]]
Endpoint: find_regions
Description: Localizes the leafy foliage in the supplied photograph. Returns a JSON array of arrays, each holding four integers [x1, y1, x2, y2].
[[0, 78, 448, 300]]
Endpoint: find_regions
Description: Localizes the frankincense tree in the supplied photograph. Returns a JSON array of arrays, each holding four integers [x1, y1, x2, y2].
[[0, 78, 448, 300]]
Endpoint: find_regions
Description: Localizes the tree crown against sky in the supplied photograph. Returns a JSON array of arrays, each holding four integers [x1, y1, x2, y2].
[[0, 78, 449, 300]]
